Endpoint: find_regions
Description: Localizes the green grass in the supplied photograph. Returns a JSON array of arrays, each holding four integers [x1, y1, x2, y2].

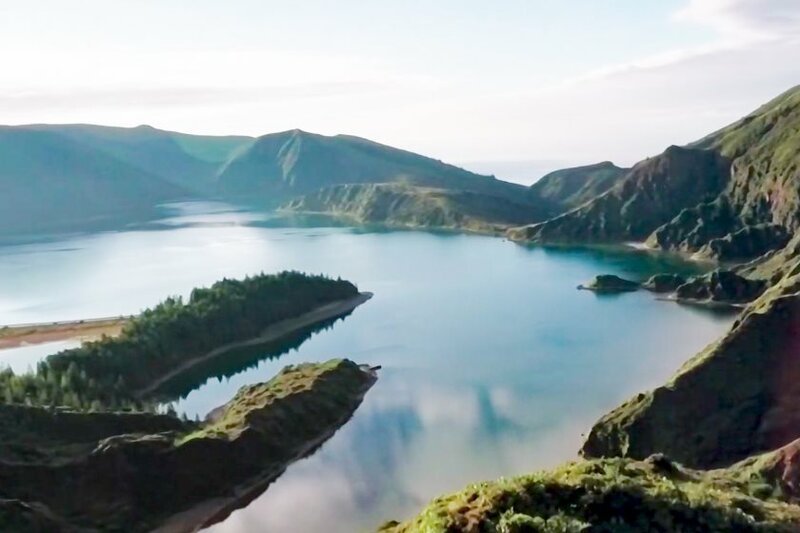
[[178, 358, 348, 443], [381, 457, 800, 532]]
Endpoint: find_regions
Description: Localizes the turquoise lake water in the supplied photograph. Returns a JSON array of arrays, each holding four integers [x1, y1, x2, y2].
[[0, 202, 736, 532]]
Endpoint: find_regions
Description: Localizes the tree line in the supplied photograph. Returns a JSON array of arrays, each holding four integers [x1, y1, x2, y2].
[[0, 271, 358, 411]]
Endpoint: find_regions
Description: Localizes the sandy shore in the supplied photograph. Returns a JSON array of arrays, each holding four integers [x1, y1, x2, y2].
[[137, 292, 373, 398], [0, 317, 131, 350]]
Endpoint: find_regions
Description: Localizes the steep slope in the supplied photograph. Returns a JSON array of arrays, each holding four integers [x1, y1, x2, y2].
[[647, 86, 800, 258], [0, 128, 188, 236], [217, 129, 531, 204], [283, 183, 550, 233], [581, 259, 800, 469], [508, 146, 730, 243], [510, 85, 800, 262], [25, 124, 253, 194], [528, 161, 628, 210]]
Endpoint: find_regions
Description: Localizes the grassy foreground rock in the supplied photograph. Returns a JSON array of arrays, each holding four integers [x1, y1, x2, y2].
[[380, 455, 800, 532], [0, 359, 377, 532]]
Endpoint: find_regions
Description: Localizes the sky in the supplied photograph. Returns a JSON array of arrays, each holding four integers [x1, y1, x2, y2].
[[1, 0, 799, 182]]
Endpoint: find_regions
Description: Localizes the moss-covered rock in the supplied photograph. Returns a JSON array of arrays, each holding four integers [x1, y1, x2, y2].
[[0, 359, 377, 532], [642, 273, 687, 293], [578, 274, 640, 293], [380, 456, 800, 532], [675, 270, 766, 304]]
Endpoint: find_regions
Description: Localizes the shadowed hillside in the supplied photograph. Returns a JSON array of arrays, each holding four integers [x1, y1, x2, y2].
[[217, 129, 530, 203], [0, 127, 189, 236]]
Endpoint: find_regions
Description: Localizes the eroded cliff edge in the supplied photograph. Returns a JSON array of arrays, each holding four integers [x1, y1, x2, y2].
[[581, 260, 800, 469], [0, 359, 377, 532]]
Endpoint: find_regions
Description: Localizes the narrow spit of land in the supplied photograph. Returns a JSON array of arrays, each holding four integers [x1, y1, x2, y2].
[[0, 316, 131, 350], [137, 291, 373, 398]]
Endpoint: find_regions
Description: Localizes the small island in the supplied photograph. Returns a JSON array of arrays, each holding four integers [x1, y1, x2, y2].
[[0, 271, 369, 409], [577, 274, 640, 293]]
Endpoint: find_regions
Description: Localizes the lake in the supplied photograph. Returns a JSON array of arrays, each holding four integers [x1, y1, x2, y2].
[[0, 202, 736, 532]]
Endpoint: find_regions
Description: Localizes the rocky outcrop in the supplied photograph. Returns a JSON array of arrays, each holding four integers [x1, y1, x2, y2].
[[510, 86, 800, 263], [0, 359, 377, 532], [646, 197, 741, 254], [578, 274, 639, 293], [695, 224, 790, 261], [738, 231, 800, 283], [675, 270, 766, 304], [642, 273, 686, 293], [508, 146, 731, 244], [381, 455, 800, 532], [283, 183, 549, 234], [646, 86, 800, 258], [580, 271, 800, 468]]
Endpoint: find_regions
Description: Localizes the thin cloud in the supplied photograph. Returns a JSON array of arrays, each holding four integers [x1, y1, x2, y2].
[[675, 0, 800, 40], [0, 82, 389, 112]]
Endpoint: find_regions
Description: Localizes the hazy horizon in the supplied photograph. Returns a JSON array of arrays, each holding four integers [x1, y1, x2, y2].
[[2, 0, 799, 171]]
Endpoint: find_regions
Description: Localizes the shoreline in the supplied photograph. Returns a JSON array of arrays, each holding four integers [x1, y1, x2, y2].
[[137, 292, 373, 399], [0, 316, 131, 350]]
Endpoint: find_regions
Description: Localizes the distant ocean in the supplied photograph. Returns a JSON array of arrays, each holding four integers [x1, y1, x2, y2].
[[459, 159, 583, 186]]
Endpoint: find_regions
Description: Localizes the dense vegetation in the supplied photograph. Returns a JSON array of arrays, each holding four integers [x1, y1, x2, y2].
[[0, 271, 358, 410], [381, 456, 800, 532]]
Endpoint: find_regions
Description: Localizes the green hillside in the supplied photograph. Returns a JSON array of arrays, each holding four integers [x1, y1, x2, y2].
[[217, 129, 530, 204], [0, 128, 188, 236], [509, 146, 730, 243], [528, 161, 628, 210], [25, 124, 253, 194], [649, 85, 800, 257]]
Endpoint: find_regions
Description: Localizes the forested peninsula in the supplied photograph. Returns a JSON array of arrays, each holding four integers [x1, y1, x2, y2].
[[0, 271, 365, 410], [0, 272, 377, 531]]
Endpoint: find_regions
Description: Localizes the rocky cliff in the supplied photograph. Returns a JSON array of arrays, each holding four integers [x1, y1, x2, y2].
[[580, 264, 800, 468], [0, 359, 377, 532], [508, 146, 731, 244], [510, 85, 800, 263]]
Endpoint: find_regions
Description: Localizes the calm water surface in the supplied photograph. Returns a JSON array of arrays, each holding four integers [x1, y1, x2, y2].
[[0, 203, 736, 532]]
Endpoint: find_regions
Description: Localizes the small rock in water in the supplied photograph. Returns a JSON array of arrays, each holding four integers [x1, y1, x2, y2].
[[578, 274, 640, 293]]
